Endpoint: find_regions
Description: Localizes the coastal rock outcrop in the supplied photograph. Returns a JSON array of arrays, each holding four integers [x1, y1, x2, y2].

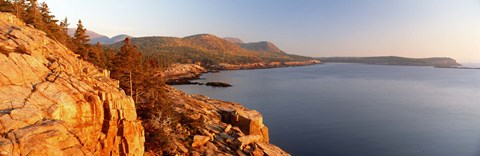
[[165, 87, 290, 155], [0, 13, 144, 155], [162, 63, 207, 85]]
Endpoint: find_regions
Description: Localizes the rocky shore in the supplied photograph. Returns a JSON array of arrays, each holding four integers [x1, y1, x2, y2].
[[163, 60, 321, 85], [0, 12, 290, 155], [209, 60, 321, 70], [162, 86, 289, 155], [162, 63, 208, 85]]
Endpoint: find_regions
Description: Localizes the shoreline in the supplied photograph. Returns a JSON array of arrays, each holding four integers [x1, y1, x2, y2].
[[434, 66, 480, 70], [161, 62, 311, 155], [164, 86, 290, 155], [165, 60, 321, 85]]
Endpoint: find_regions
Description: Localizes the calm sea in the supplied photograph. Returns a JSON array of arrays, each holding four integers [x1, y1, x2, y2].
[[174, 63, 480, 156]]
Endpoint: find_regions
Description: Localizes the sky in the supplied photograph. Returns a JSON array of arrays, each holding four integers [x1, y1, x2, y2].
[[43, 0, 480, 63]]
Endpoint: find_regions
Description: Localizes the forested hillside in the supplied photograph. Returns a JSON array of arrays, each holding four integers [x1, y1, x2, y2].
[[108, 34, 313, 66]]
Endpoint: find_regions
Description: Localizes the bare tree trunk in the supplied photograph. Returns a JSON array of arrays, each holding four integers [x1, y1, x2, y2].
[[129, 70, 133, 96], [135, 88, 138, 104]]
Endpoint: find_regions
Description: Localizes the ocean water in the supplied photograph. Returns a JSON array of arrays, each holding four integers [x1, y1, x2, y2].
[[174, 63, 480, 156]]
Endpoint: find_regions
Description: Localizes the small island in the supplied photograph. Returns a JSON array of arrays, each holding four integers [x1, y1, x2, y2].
[[205, 82, 233, 87]]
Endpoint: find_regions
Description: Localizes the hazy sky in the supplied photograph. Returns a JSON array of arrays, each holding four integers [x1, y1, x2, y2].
[[43, 0, 480, 63]]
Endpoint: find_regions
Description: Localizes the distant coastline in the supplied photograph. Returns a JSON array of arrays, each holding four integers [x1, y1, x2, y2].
[[434, 66, 480, 70], [317, 56, 461, 67], [164, 60, 321, 85]]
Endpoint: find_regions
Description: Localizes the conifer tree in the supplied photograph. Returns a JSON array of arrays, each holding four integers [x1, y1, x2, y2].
[[11, 0, 27, 19], [87, 42, 105, 68], [73, 20, 89, 45], [0, 0, 13, 12], [39, 2, 56, 24], [38, 2, 67, 44], [25, 0, 41, 27], [59, 17, 69, 33], [112, 38, 142, 97], [73, 20, 90, 59]]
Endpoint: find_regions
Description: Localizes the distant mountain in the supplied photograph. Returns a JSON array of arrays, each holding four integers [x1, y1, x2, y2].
[[108, 33, 313, 65], [240, 41, 285, 54], [67, 28, 130, 44], [67, 28, 105, 39], [318, 56, 461, 67], [224, 37, 285, 54], [223, 37, 244, 44], [110, 34, 130, 43]]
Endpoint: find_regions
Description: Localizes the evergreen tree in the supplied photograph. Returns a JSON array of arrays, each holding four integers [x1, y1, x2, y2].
[[87, 42, 105, 68], [38, 2, 67, 44], [73, 20, 90, 59], [103, 47, 116, 70], [73, 20, 89, 44], [59, 17, 69, 33], [39, 2, 56, 23], [25, 0, 41, 27], [111, 38, 142, 97], [11, 0, 27, 19], [0, 0, 13, 12]]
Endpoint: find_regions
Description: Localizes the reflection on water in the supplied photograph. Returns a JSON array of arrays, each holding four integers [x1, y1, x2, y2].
[[175, 63, 480, 156]]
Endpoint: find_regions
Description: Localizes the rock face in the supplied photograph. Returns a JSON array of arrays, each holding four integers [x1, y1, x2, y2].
[[0, 13, 144, 155], [165, 87, 290, 155]]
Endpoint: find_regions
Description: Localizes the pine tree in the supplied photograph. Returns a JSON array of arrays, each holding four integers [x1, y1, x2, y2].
[[11, 0, 27, 20], [74, 20, 89, 44], [73, 20, 90, 59], [59, 17, 69, 33], [39, 2, 56, 24], [0, 0, 13, 12], [25, 0, 41, 27], [38, 2, 67, 44], [87, 42, 105, 68], [111, 38, 142, 97]]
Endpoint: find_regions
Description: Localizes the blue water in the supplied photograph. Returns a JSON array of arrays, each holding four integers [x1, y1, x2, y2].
[[174, 63, 480, 156]]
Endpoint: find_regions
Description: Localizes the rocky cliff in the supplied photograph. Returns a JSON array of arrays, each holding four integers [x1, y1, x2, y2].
[[163, 86, 290, 155], [0, 13, 144, 155]]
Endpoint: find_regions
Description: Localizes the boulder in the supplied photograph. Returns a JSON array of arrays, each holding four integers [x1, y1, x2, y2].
[[220, 109, 269, 142], [192, 135, 210, 148], [237, 135, 262, 149]]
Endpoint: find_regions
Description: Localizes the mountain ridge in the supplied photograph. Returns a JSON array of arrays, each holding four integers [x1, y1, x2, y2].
[[67, 28, 130, 44]]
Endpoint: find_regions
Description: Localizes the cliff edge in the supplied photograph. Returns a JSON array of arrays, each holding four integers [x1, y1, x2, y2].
[[0, 13, 144, 155], [164, 86, 290, 155]]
